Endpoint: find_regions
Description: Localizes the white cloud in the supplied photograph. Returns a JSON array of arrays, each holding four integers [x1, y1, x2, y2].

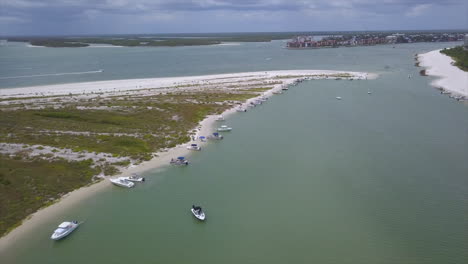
[[405, 4, 432, 17]]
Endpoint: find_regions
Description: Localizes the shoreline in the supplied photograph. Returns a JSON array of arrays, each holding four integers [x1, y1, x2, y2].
[[0, 69, 374, 252], [417, 49, 468, 98]]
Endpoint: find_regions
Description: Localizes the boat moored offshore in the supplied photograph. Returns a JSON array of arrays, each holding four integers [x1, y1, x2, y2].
[[207, 132, 223, 140], [123, 173, 145, 182], [187, 143, 201, 151], [217, 125, 232, 132], [170, 157, 189, 165], [191, 205, 206, 221], [50, 221, 80, 240]]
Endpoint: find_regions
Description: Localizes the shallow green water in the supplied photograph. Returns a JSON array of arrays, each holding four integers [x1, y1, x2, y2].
[[1, 42, 467, 263]]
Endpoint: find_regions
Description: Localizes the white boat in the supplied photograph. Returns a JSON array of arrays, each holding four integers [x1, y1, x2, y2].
[[51, 221, 80, 240], [281, 87, 289, 91], [191, 205, 206, 221], [207, 132, 223, 140], [170, 157, 189, 165], [187, 143, 201, 151], [336, 96, 342, 100], [367, 90, 372, 94], [259, 97, 268, 102], [272, 91, 283, 94], [236, 107, 247, 112], [199, 136, 207, 142], [110, 177, 135, 188], [217, 125, 232, 132], [215, 115, 224, 121], [123, 173, 145, 182]]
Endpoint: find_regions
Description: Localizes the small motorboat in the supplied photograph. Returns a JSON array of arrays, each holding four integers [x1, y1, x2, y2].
[[336, 96, 342, 100], [199, 136, 206, 142], [191, 205, 206, 221], [187, 143, 201, 151], [170, 157, 189, 166], [215, 115, 224, 121], [236, 107, 247, 112], [367, 90, 372, 94], [259, 97, 268, 102], [207, 132, 223, 140], [110, 177, 135, 188], [217, 125, 232, 132], [124, 173, 145, 182], [272, 91, 283, 95], [281, 86, 289, 91], [51, 221, 80, 240]]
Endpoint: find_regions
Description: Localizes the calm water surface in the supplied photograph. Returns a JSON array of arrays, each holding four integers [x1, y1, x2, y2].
[[1, 41, 467, 263]]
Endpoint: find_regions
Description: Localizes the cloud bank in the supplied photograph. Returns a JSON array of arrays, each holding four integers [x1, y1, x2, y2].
[[1, 0, 466, 35]]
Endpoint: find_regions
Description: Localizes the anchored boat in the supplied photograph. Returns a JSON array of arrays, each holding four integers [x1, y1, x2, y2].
[[207, 132, 223, 140], [217, 125, 232, 132], [123, 173, 145, 182], [191, 205, 206, 221], [170, 157, 189, 165], [110, 177, 135, 188], [187, 143, 201, 151], [51, 221, 80, 240]]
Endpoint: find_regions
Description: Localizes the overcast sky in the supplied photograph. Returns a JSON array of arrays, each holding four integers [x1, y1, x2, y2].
[[1, 0, 467, 35]]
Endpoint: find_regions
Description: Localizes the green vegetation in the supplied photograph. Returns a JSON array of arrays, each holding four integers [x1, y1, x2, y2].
[[0, 156, 99, 236], [440, 46, 468, 72], [30, 40, 89, 48]]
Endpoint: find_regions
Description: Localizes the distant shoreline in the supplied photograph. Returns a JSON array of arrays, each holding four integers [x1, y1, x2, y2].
[[418, 49, 468, 97]]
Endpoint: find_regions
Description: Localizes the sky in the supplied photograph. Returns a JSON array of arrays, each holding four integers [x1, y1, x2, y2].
[[1, 0, 467, 35]]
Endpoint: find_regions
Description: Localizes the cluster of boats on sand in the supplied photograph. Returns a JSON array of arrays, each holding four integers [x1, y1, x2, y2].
[[52, 90, 284, 241]]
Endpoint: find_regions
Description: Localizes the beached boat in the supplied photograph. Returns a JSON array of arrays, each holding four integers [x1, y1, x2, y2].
[[110, 177, 135, 188], [170, 157, 189, 166], [259, 97, 268, 102], [207, 132, 223, 140], [50, 221, 80, 240], [191, 205, 206, 221], [217, 125, 232, 132], [236, 107, 247, 112], [215, 115, 224, 121], [123, 173, 145, 182], [281, 86, 289, 91], [272, 91, 283, 94], [199, 136, 206, 142], [187, 143, 201, 151]]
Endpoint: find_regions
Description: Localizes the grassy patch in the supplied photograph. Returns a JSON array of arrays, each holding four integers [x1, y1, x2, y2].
[[440, 46, 468, 71], [0, 155, 99, 236]]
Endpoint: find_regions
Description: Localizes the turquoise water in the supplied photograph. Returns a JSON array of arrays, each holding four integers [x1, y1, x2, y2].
[[1, 41, 467, 263]]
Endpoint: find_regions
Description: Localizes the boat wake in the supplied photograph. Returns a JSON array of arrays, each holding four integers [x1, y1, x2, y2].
[[0, 70, 104, 79]]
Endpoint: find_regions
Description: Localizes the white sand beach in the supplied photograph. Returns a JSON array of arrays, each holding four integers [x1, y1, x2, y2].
[[418, 49, 468, 97], [0, 69, 374, 252], [0, 70, 373, 98]]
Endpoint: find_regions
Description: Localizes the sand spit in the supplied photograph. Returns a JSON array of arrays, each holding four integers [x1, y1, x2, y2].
[[418, 49, 468, 98], [0, 70, 372, 99], [0, 69, 374, 252]]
